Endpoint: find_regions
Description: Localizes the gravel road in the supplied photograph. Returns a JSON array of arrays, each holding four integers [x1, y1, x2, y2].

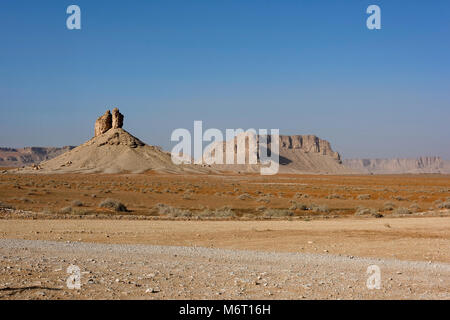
[[0, 239, 449, 299]]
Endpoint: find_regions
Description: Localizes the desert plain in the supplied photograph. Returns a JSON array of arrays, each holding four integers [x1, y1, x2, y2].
[[0, 171, 449, 299]]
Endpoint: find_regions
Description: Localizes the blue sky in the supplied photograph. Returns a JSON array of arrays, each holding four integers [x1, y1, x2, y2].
[[0, 0, 449, 159]]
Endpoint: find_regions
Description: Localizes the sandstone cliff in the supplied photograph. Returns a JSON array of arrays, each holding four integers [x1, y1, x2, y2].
[[94, 108, 124, 137], [0, 146, 75, 167], [343, 157, 450, 174], [201, 133, 351, 174]]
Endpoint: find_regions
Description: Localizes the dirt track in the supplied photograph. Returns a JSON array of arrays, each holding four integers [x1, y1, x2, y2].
[[0, 238, 449, 300], [0, 216, 449, 299], [1, 217, 449, 262]]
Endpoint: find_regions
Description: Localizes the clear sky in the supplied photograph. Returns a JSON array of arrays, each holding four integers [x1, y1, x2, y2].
[[0, 1, 449, 159]]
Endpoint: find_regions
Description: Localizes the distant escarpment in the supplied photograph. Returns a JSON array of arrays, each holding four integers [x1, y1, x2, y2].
[[0, 146, 75, 167], [343, 156, 450, 174], [201, 133, 351, 174]]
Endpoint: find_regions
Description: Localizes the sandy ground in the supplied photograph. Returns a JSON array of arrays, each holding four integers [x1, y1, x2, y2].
[[0, 238, 449, 300], [0, 216, 449, 299], [1, 173, 450, 217], [0, 173, 449, 299], [1, 217, 449, 262]]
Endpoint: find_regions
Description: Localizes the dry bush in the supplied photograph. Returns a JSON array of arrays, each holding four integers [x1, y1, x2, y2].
[[71, 200, 83, 207], [199, 206, 235, 218], [294, 193, 309, 199], [99, 198, 128, 212], [263, 209, 294, 218], [311, 204, 330, 213], [393, 207, 412, 215], [326, 194, 342, 199], [289, 201, 308, 210], [256, 196, 271, 203], [383, 201, 396, 211], [393, 196, 408, 201], [409, 203, 421, 213], [357, 194, 371, 200], [182, 193, 193, 200], [0, 201, 15, 209], [152, 203, 190, 217], [237, 193, 253, 200], [60, 206, 73, 214], [437, 201, 450, 209], [355, 206, 382, 218]]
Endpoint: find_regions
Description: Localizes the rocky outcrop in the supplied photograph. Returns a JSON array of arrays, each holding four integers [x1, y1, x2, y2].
[[343, 156, 450, 174], [94, 108, 124, 137], [201, 133, 349, 174], [278, 135, 340, 161], [112, 108, 124, 129], [94, 111, 112, 137]]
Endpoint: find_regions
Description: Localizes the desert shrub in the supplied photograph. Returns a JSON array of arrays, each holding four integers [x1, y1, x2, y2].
[[311, 204, 330, 213], [71, 200, 83, 207], [294, 193, 309, 199], [383, 202, 396, 211], [437, 201, 450, 209], [182, 193, 193, 200], [393, 207, 411, 215], [409, 203, 421, 213], [152, 203, 172, 214], [60, 206, 73, 214], [152, 203, 191, 217], [256, 196, 271, 203], [357, 194, 371, 200], [198, 206, 235, 218], [393, 196, 408, 201], [289, 201, 308, 210], [213, 206, 235, 218], [238, 193, 253, 200], [326, 194, 342, 199], [263, 209, 294, 218], [99, 198, 128, 212], [354, 206, 382, 217], [0, 201, 14, 209]]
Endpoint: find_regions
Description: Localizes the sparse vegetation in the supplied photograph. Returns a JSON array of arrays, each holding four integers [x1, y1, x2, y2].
[[71, 200, 83, 207], [354, 206, 382, 218], [393, 207, 412, 215], [326, 194, 342, 199], [383, 201, 396, 211], [238, 193, 252, 200], [99, 198, 128, 212], [0, 201, 14, 209], [289, 201, 308, 210], [437, 201, 450, 209], [263, 209, 294, 218], [311, 204, 330, 213]]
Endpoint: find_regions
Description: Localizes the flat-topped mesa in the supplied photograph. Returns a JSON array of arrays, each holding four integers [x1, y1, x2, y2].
[[94, 108, 124, 137], [278, 135, 341, 161]]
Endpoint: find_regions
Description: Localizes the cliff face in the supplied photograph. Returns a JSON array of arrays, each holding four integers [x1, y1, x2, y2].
[[0, 146, 75, 167], [343, 156, 450, 174], [278, 135, 340, 161], [202, 133, 349, 174]]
